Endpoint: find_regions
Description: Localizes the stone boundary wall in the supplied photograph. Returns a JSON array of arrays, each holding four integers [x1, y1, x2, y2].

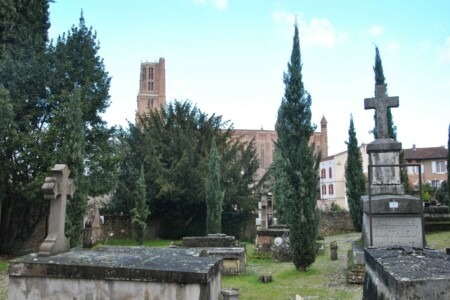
[[101, 211, 354, 241], [318, 211, 354, 236]]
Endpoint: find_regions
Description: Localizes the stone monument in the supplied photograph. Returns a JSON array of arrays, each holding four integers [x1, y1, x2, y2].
[[39, 164, 75, 256], [362, 84, 424, 248], [361, 84, 450, 299], [83, 199, 103, 248]]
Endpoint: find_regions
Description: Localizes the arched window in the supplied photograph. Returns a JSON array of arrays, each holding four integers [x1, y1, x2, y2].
[[149, 67, 154, 80], [329, 184, 334, 195], [322, 184, 327, 196], [329, 167, 332, 179], [148, 81, 154, 91], [321, 168, 326, 178]]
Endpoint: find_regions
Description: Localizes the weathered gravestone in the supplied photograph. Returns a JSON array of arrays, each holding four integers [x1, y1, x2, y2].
[[9, 164, 223, 299], [361, 85, 450, 299], [83, 199, 103, 248], [39, 164, 75, 256]]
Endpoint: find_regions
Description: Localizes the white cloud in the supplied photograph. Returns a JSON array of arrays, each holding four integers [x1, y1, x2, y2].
[[368, 25, 384, 37], [438, 36, 450, 63], [192, 0, 228, 10], [272, 11, 346, 48]]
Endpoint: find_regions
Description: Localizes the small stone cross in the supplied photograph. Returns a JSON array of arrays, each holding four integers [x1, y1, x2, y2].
[[39, 164, 75, 256], [364, 84, 399, 139]]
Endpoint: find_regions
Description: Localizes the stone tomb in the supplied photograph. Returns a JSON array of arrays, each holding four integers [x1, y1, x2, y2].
[[181, 234, 246, 275], [9, 165, 222, 299], [9, 246, 222, 299], [363, 247, 450, 299]]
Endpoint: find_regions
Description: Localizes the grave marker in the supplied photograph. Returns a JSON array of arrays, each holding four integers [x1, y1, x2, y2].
[[39, 164, 75, 256]]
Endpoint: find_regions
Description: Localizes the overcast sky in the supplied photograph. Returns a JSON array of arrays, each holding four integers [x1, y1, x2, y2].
[[49, 0, 450, 155]]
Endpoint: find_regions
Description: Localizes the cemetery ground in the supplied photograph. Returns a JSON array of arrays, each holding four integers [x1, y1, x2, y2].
[[0, 231, 448, 300]]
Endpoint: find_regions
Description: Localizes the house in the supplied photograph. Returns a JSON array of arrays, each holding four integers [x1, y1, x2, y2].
[[403, 145, 448, 190], [318, 144, 369, 210]]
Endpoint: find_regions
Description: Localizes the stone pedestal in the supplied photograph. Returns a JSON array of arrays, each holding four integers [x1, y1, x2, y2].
[[362, 194, 424, 248], [9, 247, 222, 299], [363, 247, 450, 299]]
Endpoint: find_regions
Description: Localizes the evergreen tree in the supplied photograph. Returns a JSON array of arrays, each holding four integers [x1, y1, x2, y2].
[[0, 0, 52, 249], [131, 165, 150, 245], [273, 146, 290, 224], [56, 88, 87, 247], [345, 115, 365, 231], [205, 137, 224, 234], [275, 24, 319, 271], [372, 46, 397, 140]]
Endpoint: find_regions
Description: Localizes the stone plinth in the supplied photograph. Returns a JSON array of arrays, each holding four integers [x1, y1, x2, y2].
[[255, 228, 289, 253], [182, 234, 236, 248], [8, 246, 222, 300], [204, 247, 246, 275], [362, 194, 424, 248], [363, 247, 450, 299], [366, 139, 404, 195]]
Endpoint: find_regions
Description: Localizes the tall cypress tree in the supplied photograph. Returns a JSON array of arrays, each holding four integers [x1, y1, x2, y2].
[[205, 137, 224, 234], [373, 46, 397, 140], [131, 165, 150, 245], [275, 23, 319, 271], [345, 115, 365, 231]]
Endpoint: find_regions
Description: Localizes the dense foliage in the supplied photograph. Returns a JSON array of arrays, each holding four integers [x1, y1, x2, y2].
[[0, 3, 117, 252], [448, 125, 450, 204], [345, 116, 365, 232], [275, 24, 320, 271], [110, 100, 258, 239]]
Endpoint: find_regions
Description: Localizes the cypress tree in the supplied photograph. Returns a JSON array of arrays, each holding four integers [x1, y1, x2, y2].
[[205, 137, 224, 234], [275, 23, 319, 271], [131, 165, 150, 245], [345, 115, 365, 231], [372, 46, 397, 140]]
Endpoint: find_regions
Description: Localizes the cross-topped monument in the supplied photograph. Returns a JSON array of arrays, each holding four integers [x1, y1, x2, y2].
[[39, 164, 75, 256], [364, 84, 399, 139]]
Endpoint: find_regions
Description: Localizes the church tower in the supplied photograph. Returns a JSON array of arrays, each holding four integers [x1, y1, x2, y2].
[[136, 58, 166, 122]]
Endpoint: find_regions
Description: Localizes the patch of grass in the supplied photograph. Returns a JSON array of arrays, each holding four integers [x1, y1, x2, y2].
[[426, 231, 450, 251], [0, 261, 7, 271]]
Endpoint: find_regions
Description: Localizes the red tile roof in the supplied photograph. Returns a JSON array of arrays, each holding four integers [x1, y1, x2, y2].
[[403, 146, 448, 160]]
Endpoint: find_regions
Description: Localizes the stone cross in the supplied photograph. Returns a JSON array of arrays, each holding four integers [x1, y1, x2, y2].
[[364, 84, 399, 139], [39, 164, 75, 256]]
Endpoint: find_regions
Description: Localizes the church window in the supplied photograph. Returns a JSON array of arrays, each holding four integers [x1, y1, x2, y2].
[[329, 184, 334, 195], [322, 184, 327, 196], [142, 68, 146, 80], [329, 167, 332, 178], [146, 98, 154, 108], [149, 67, 154, 80], [148, 81, 154, 91]]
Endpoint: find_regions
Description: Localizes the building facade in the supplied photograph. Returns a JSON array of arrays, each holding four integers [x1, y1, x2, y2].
[[232, 116, 328, 181], [136, 58, 166, 122], [318, 144, 369, 210], [403, 145, 448, 190]]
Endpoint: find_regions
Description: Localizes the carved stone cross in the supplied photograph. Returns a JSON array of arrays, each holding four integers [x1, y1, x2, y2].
[[39, 164, 75, 256], [364, 84, 399, 139]]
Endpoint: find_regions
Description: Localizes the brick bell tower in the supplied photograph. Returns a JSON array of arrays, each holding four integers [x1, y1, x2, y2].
[[136, 58, 166, 123]]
